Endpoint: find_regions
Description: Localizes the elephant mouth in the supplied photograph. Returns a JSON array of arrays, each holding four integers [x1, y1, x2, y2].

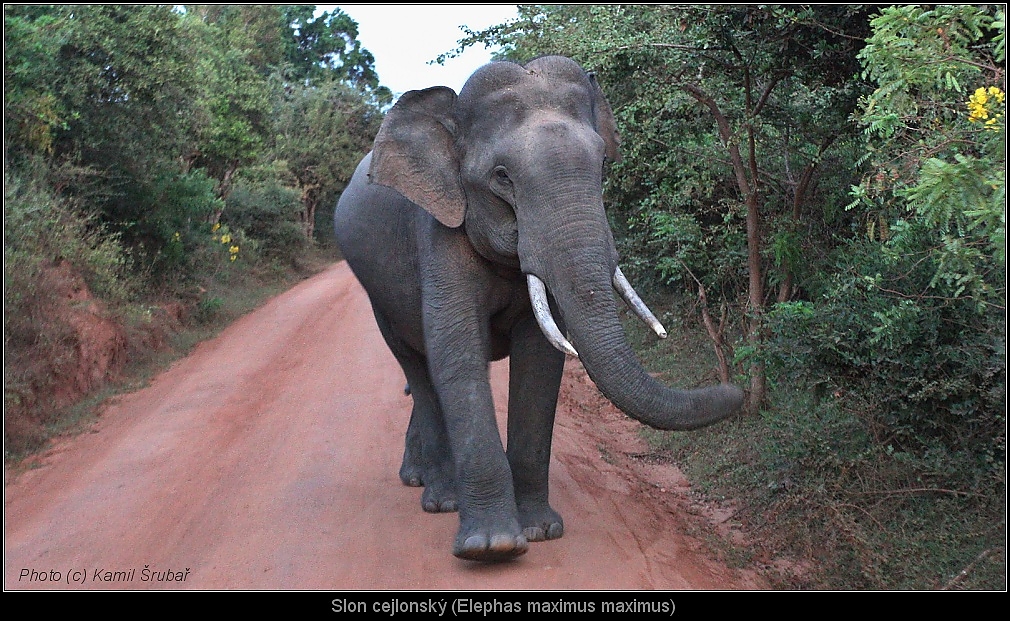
[[526, 267, 667, 358]]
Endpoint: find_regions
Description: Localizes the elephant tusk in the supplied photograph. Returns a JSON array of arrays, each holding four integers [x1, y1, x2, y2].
[[526, 274, 579, 358], [613, 267, 668, 339]]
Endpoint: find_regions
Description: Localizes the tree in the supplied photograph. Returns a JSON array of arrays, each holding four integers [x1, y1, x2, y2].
[[5, 5, 199, 170], [853, 5, 1005, 275], [270, 78, 384, 240], [4, 5, 220, 268], [4, 6, 67, 159], [282, 6, 376, 88], [781, 5, 1006, 468], [5, 4, 389, 265], [460, 5, 872, 411], [178, 8, 275, 201], [184, 5, 390, 240]]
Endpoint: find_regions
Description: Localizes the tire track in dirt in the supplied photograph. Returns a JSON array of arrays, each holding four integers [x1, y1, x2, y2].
[[5, 262, 765, 590]]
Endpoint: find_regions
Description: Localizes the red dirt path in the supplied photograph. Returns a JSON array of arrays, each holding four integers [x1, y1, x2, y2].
[[4, 262, 765, 590]]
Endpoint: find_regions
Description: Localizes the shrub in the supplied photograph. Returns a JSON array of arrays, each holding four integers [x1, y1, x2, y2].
[[764, 233, 1005, 492], [223, 176, 308, 266], [4, 164, 135, 452]]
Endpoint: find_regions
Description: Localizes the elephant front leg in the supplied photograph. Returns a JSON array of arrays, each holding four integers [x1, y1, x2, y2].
[[419, 226, 527, 561], [507, 314, 566, 542], [436, 376, 529, 561], [423, 320, 526, 558]]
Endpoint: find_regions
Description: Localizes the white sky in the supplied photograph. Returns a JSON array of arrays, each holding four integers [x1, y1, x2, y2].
[[327, 4, 519, 96]]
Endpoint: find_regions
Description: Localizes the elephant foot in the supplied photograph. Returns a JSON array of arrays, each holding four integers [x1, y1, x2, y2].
[[399, 462, 423, 487], [421, 480, 458, 513], [453, 528, 529, 562], [402, 458, 456, 512], [399, 446, 453, 492], [518, 502, 564, 542], [399, 434, 424, 486]]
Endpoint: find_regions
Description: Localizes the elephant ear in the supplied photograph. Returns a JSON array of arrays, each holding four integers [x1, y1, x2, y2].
[[369, 86, 467, 228], [588, 72, 622, 164]]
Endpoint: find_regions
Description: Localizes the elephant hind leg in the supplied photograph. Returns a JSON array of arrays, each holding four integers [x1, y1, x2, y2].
[[403, 388, 457, 514], [399, 401, 424, 487], [404, 385, 458, 512], [517, 503, 564, 542], [372, 310, 457, 512]]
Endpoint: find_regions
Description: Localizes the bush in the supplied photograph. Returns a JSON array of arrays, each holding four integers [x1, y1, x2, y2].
[[4, 164, 136, 452], [651, 361, 1006, 590], [3, 165, 135, 308], [139, 168, 225, 280], [223, 176, 308, 266], [764, 234, 1005, 488]]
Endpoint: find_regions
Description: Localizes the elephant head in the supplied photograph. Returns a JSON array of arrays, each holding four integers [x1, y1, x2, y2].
[[368, 56, 742, 430]]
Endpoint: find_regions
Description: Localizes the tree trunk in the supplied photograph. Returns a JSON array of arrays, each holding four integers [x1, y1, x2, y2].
[[216, 163, 237, 200], [777, 137, 833, 302], [303, 199, 316, 240], [745, 189, 766, 413], [299, 184, 319, 240], [697, 282, 732, 384], [682, 82, 767, 412]]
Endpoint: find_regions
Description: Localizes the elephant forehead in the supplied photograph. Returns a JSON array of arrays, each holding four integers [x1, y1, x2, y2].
[[466, 91, 595, 149], [524, 55, 587, 78], [504, 81, 592, 116], [462, 79, 594, 135], [510, 111, 604, 153], [461, 57, 590, 105], [516, 113, 600, 151]]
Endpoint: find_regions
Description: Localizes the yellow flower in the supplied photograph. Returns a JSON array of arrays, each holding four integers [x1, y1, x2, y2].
[[211, 223, 221, 232], [229, 245, 239, 254], [220, 233, 232, 244], [967, 86, 1005, 126]]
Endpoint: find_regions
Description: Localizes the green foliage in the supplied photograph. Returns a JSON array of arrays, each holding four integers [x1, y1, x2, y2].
[[4, 4, 385, 277], [4, 164, 136, 451], [281, 5, 388, 100], [5, 5, 215, 267], [180, 12, 273, 186], [269, 76, 384, 241], [749, 9, 1006, 587], [195, 295, 225, 324], [654, 392, 1005, 589], [767, 235, 1004, 474], [3, 8, 67, 157], [223, 174, 307, 266], [775, 5, 1007, 471], [3, 164, 135, 307], [851, 5, 1005, 273], [42, 5, 198, 169]]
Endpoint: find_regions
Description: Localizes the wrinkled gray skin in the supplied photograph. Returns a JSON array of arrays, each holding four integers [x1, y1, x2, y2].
[[334, 56, 743, 562]]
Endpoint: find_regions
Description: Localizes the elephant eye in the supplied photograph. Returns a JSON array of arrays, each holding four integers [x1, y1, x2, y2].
[[492, 166, 511, 185]]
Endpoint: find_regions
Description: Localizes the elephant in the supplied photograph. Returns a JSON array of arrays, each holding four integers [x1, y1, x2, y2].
[[333, 55, 743, 562]]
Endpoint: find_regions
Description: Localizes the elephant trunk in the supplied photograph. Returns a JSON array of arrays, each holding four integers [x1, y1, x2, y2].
[[552, 254, 741, 430], [519, 187, 742, 431]]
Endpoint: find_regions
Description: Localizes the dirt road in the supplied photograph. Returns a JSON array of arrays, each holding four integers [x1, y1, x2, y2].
[[5, 262, 764, 590]]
